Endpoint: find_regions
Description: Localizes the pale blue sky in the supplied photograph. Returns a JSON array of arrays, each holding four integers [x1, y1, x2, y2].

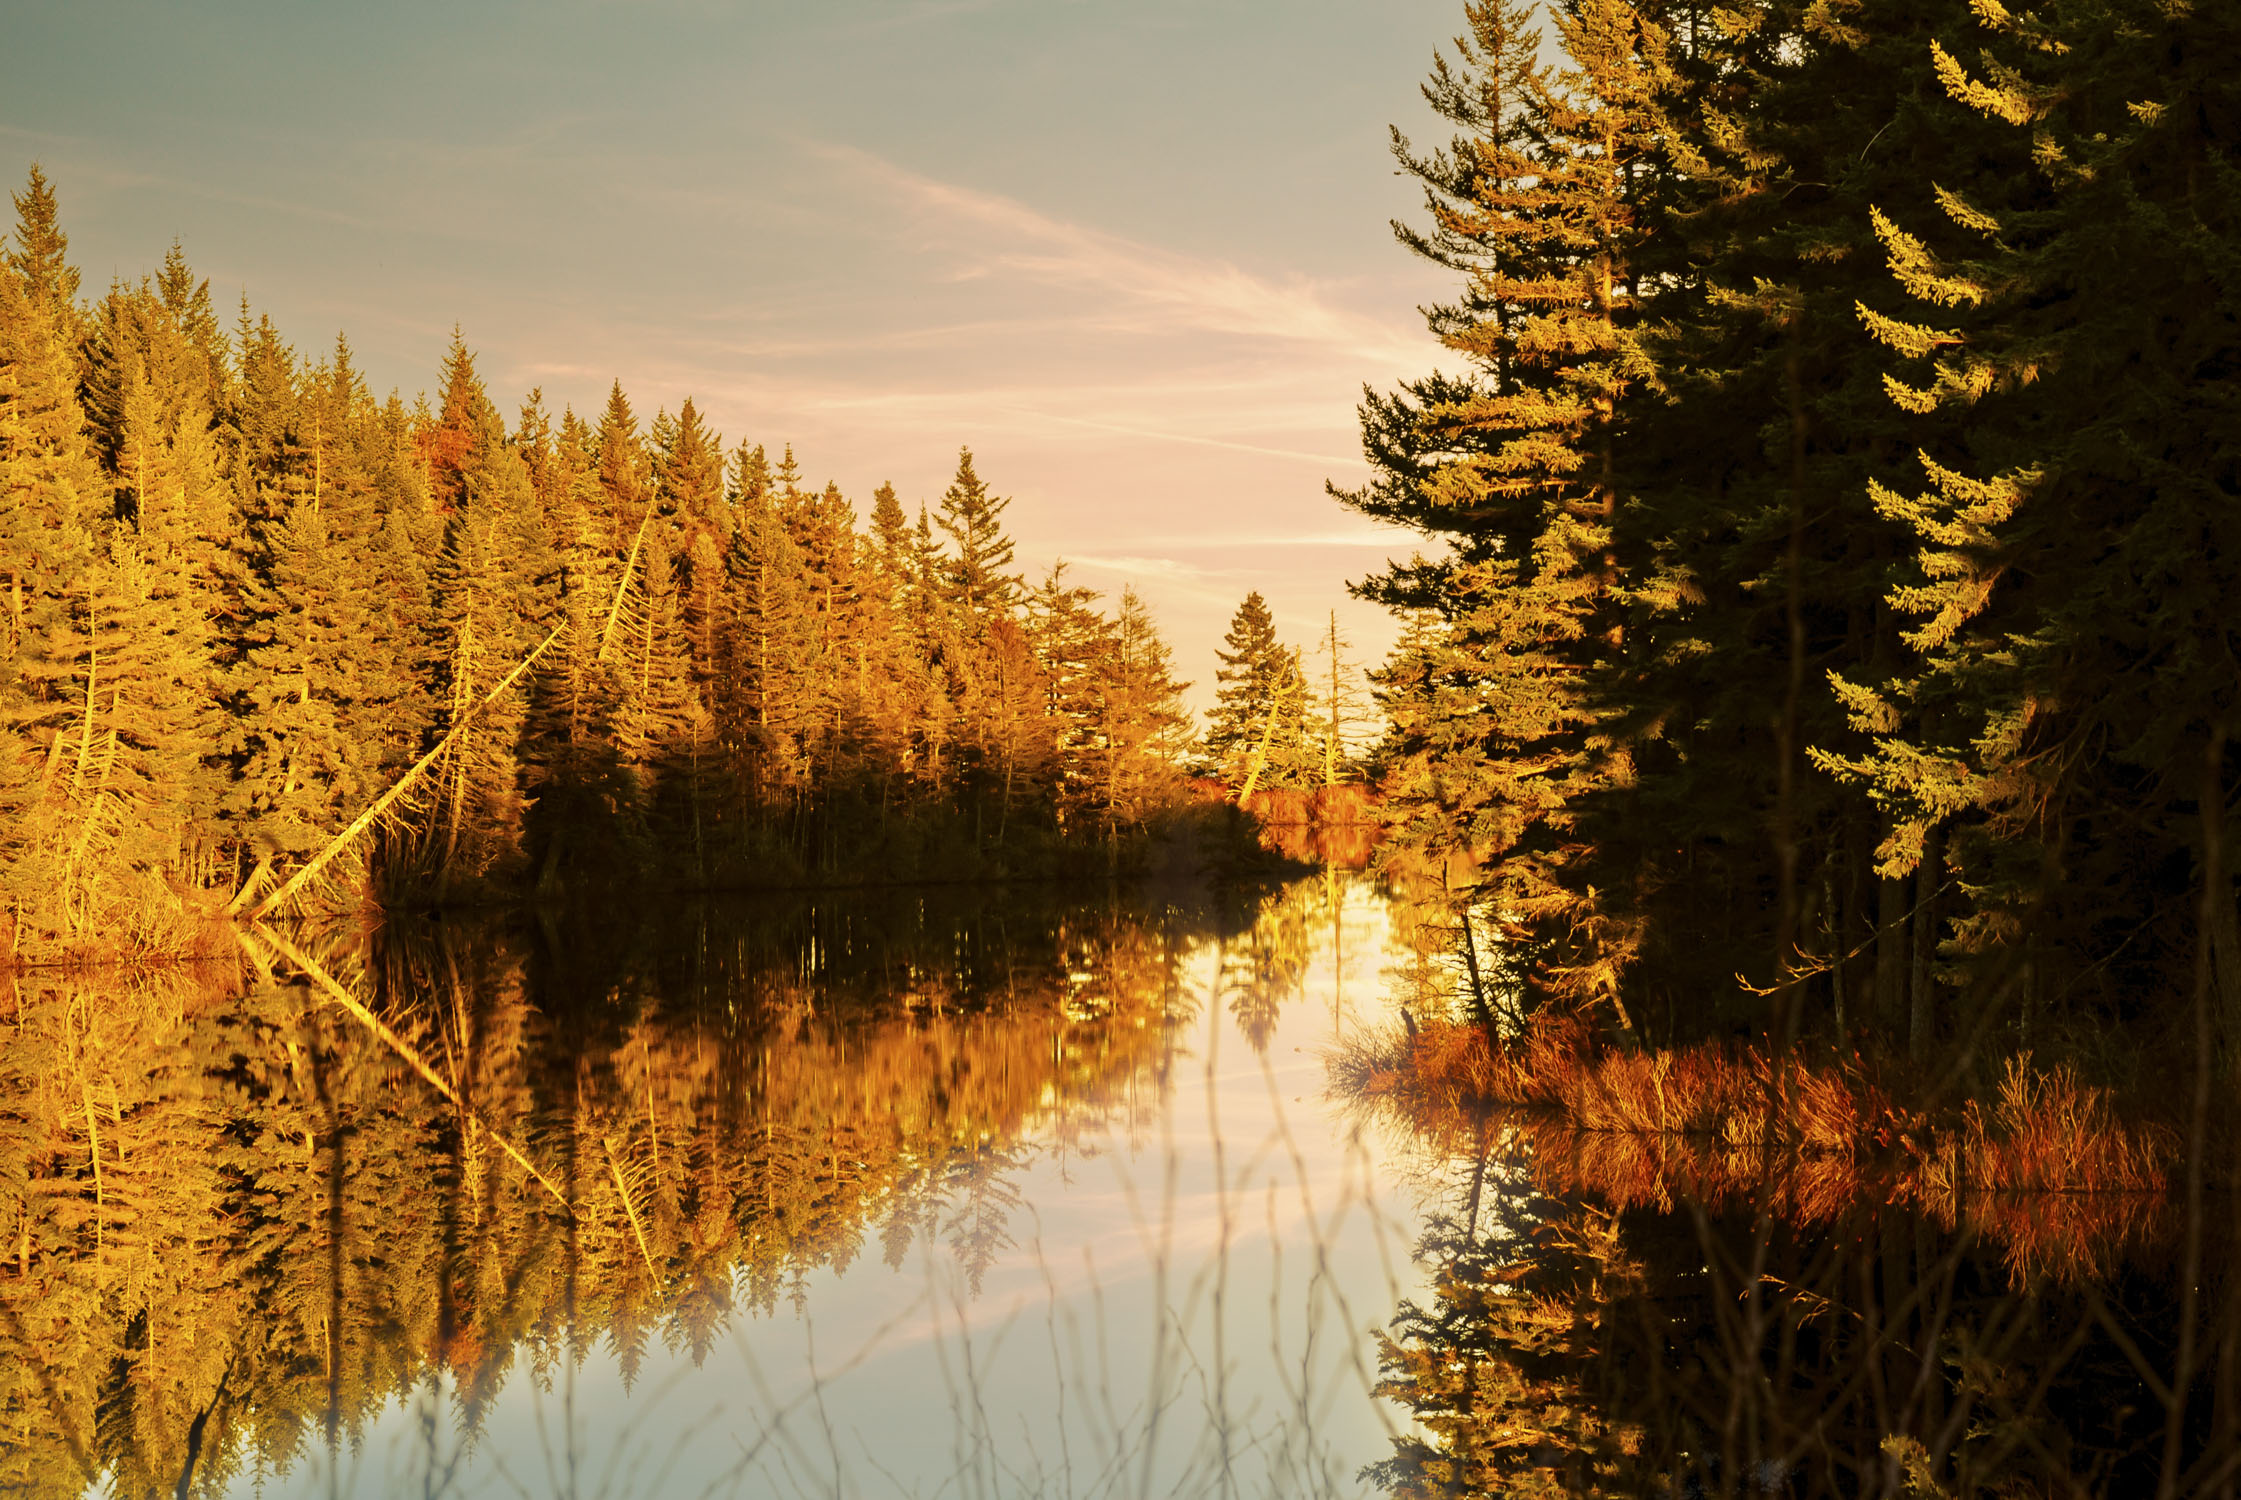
[[5, 0, 1461, 712]]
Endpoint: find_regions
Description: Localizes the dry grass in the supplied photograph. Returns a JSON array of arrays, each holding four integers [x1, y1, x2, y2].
[[1333, 1012, 2177, 1284]]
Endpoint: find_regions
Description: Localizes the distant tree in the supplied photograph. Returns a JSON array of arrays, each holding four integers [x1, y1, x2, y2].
[[6, 166, 81, 345], [656, 395, 726, 536], [1317, 610, 1367, 787], [934, 447, 1017, 620], [418, 329, 493, 511], [1204, 592, 1310, 789], [868, 481, 910, 574], [1097, 587, 1191, 840], [595, 379, 649, 539]]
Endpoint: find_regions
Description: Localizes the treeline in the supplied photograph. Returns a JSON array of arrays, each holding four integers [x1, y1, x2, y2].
[[1354, 0, 2241, 1048], [0, 171, 1197, 963]]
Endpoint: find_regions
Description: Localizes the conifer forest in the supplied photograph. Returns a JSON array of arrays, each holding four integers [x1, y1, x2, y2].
[[0, 168, 1250, 963], [5, 0, 2241, 1493], [1355, 0, 2241, 1052]]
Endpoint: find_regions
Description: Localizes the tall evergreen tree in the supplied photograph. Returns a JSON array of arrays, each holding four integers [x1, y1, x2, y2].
[[934, 447, 1017, 620], [657, 396, 726, 536], [0, 169, 110, 947], [595, 380, 648, 542], [1825, 0, 2241, 1034], [1340, 0, 1675, 1011], [1203, 592, 1294, 781], [6, 166, 81, 348], [868, 481, 910, 574]]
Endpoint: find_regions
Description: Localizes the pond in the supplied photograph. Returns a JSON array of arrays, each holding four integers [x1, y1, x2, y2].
[[8, 875, 1422, 1499], [6, 874, 2238, 1498]]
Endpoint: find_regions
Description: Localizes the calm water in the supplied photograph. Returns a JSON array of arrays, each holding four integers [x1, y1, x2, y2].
[[13, 875, 1425, 1500], [9, 875, 2238, 1498]]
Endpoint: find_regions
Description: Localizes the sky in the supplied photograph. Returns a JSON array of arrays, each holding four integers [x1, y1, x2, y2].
[[3, 0, 1461, 719]]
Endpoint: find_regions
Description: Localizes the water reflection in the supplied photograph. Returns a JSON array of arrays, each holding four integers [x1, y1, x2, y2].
[[20, 879, 2239, 1498], [4, 875, 1413, 1499], [1348, 1007, 2241, 1498]]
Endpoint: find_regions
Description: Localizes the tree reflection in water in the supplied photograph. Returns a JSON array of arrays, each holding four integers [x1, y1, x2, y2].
[[1348, 1010, 2241, 1498], [0, 873, 1399, 1499]]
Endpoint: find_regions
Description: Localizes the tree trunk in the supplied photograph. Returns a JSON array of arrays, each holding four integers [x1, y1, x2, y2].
[[1908, 823, 1944, 1062], [1875, 870, 1907, 1032]]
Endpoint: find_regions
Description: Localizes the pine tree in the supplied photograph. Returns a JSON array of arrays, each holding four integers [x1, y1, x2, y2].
[[0, 169, 100, 674], [1824, 0, 2241, 1034], [868, 481, 910, 574], [6, 166, 81, 350], [422, 347, 555, 892], [613, 524, 701, 775], [419, 329, 492, 512], [934, 447, 1017, 620], [153, 241, 225, 408], [228, 496, 386, 861], [718, 482, 818, 812], [1591, 0, 2047, 1036], [519, 530, 632, 895], [1341, 0, 1674, 1011], [90, 281, 238, 596], [209, 341, 403, 868], [1096, 588, 1191, 842], [1204, 592, 1289, 780], [1318, 611, 1367, 788], [657, 396, 726, 537], [0, 169, 112, 949], [595, 380, 649, 541], [10, 523, 216, 946], [1027, 563, 1109, 828]]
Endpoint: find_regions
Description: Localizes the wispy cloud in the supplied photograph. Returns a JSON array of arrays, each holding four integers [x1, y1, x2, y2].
[[1066, 554, 1244, 583], [810, 142, 1430, 370], [1022, 410, 1357, 467], [1122, 527, 1418, 549]]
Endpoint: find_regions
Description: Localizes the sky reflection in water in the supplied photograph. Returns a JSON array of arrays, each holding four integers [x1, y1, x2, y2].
[[213, 879, 1418, 1500]]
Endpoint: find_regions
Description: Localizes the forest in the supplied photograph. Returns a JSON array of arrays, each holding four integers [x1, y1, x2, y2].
[[1342, 0, 2241, 1489], [0, 164, 1399, 966], [1350, 0, 2241, 1056]]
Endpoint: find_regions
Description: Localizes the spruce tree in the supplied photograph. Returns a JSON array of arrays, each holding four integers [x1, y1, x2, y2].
[[1203, 592, 1288, 779], [1342, 0, 1674, 1011], [0, 171, 109, 947], [1097, 588, 1190, 841], [869, 481, 910, 574], [1828, 0, 2241, 1030], [422, 347, 555, 891], [1601, 0, 2040, 1034], [228, 496, 385, 861], [595, 380, 648, 541], [1027, 563, 1110, 825], [934, 447, 1017, 620], [153, 240, 225, 408], [6, 166, 81, 347], [657, 396, 726, 536]]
